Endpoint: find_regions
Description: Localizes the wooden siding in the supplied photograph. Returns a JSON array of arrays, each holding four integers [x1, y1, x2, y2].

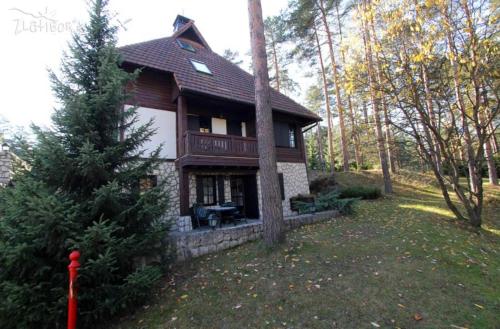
[[124, 64, 176, 112]]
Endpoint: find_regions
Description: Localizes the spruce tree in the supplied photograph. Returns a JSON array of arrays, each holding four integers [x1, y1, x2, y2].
[[0, 0, 168, 327]]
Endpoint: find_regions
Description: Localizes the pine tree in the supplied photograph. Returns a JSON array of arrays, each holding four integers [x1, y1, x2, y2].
[[264, 14, 298, 95], [0, 1, 169, 327], [248, 0, 285, 246]]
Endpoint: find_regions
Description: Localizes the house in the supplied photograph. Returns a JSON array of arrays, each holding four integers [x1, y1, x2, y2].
[[0, 144, 24, 187], [119, 15, 321, 231]]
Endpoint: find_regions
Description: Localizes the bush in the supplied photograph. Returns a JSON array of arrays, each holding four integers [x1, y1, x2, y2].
[[290, 194, 315, 213], [339, 185, 382, 200], [316, 191, 358, 215], [294, 191, 358, 215], [442, 156, 500, 178], [310, 175, 337, 194]]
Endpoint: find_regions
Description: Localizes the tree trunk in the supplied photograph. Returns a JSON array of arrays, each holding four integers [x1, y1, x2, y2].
[[362, 100, 369, 125], [484, 134, 498, 186], [248, 0, 285, 245], [489, 122, 498, 153], [335, 2, 362, 170], [361, 0, 393, 193], [270, 34, 281, 93], [319, 0, 349, 172], [413, 0, 442, 176], [314, 25, 335, 173], [481, 89, 498, 185], [489, 124, 498, 153], [316, 125, 325, 172], [367, 13, 397, 174], [421, 65, 443, 174], [441, 5, 479, 195]]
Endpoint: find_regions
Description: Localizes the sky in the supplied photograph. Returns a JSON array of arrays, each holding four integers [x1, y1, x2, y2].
[[0, 0, 292, 130]]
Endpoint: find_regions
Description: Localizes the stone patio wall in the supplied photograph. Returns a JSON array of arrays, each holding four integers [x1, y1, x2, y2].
[[170, 209, 339, 261]]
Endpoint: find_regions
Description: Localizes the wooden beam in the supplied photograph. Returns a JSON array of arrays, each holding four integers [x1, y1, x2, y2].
[[177, 95, 188, 156], [179, 167, 190, 216]]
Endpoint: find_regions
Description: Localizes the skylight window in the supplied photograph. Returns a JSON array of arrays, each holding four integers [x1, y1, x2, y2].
[[177, 39, 195, 52], [190, 60, 212, 75]]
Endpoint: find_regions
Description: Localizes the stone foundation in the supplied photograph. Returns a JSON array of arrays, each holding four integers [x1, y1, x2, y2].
[[155, 161, 181, 230], [0, 151, 13, 187], [170, 209, 338, 261]]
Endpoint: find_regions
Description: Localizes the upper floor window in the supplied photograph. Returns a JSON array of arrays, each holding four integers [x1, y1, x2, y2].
[[289, 127, 297, 148], [199, 116, 211, 133], [177, 39, 196, 52], [190, 59, 212, 75], [274, 121, 297, 148]]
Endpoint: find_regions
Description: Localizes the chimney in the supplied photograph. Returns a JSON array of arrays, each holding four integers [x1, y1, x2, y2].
[[173, 15, 192, 32]]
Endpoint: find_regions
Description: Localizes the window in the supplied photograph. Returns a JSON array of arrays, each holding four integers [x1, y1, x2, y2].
[[199, 116, 211, 133], [139, 175, 157, 193], [289, 126, 296, 148], [231, 177, 245, 206], [177, 39, 196, 52], [190, 59, 212, 75], [274, 121, 297, 148], [197, 175, 217, 205]]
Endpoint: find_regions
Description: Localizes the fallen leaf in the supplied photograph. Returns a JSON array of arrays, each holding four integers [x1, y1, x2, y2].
[[371, 322, 380, 327], [180, 294, 188, 299], [414, 313, 423, 321], [473, 303, 484, 309]]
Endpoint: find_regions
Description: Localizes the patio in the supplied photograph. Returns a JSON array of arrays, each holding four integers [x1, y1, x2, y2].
[[170, 209, 339, 261]]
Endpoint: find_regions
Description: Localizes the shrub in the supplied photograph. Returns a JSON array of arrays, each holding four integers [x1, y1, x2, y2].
[[310, 175, 337, 194], [290, 194, 315, 213], [295, 191, 359, 214], [339, 186, 382, 199], [316, 191, 358, 215]]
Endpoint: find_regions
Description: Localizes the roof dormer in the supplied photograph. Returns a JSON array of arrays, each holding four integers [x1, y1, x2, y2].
[[173, 15, 191, 32], [172, 14, 211, 50]]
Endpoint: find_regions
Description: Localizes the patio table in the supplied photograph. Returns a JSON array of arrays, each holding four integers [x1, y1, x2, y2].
[[207, 206, 237, 227]]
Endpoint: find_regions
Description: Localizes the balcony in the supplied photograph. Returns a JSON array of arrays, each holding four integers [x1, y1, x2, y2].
[[184, 131, 258, 158]]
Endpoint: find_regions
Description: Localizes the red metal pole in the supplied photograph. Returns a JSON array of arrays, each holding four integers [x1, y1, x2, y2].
[[67, 251, 80, 329]]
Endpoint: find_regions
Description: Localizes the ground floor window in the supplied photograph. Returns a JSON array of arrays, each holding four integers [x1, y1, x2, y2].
[[230, 177, 244, 206], [139, 175, 157, 194], [197, 175, 217, 205]]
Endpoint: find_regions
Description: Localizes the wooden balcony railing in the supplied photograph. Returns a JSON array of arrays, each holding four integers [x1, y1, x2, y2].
[[184, 131, 258, 157]]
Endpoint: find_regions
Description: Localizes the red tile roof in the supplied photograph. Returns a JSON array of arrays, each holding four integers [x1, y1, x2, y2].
[[119, 29, 320, 123]]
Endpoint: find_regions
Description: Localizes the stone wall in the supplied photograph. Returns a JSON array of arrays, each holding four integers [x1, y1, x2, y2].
[[170, 209, 339, 261], [0, 151, 13, 186], [277, 162, 311, 217], [155, 161, 181, 230]]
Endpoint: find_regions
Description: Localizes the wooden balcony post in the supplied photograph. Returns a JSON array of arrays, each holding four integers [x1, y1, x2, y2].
[[179, 167, 190, 216], [177, 95, 188, 156]]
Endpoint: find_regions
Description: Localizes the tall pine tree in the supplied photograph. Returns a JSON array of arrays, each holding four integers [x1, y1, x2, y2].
[[0, 1, 169, 327]]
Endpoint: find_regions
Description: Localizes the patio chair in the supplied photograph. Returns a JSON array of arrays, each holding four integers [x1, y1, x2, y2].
[[192, 203, 220, 229], [220, 202, 247, 224]]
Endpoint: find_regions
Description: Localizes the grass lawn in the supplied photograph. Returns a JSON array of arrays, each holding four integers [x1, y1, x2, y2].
[[115, 171, 500, 329]]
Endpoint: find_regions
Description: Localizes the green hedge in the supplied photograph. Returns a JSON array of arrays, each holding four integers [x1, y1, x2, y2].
[[339, 186, 382, 199], [294, 191, 358, 215]]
